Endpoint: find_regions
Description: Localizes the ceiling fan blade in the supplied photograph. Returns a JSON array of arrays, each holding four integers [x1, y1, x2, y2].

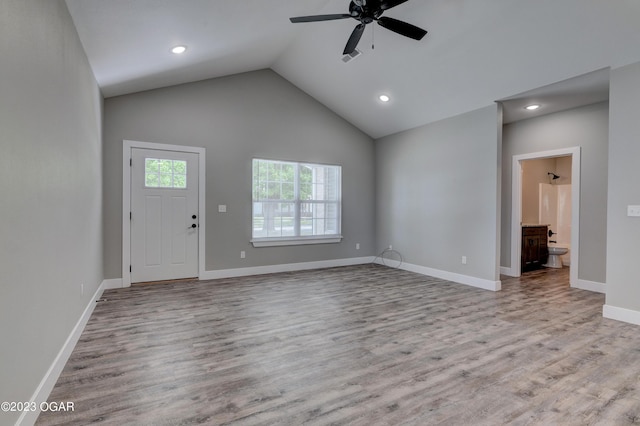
[[290, 14, 352, 23], [343, 23, 366, 55], [377, 16, 427, 40], [379, 0, 409, 11]]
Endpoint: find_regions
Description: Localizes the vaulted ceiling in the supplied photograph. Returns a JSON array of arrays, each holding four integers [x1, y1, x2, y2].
[[65, 0, 640, 138]]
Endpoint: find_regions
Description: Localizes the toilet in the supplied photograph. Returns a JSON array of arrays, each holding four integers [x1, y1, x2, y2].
[[544, 245, 569, 268]]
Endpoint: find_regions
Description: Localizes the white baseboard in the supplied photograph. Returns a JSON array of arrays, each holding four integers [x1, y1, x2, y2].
[[574, 279, 606, 294], [102, 278, 123, 289], [200, 256, 376, 280], [603, 304, 640, 326], [500, 266, 518, 277], [17, 281, 106, 426], [499, 268, 605, 294], [376, 259, 501, 291]]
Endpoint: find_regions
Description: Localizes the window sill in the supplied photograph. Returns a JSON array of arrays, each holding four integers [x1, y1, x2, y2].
[[251, 236, 343, 247]]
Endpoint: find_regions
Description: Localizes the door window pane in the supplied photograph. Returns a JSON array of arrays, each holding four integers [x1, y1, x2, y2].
[[145, 158, 187, 189]]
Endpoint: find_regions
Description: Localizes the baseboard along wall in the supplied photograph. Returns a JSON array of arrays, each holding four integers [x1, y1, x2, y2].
[[200, 256, 375, 280], [603, 304, 640, 326], [17, 281, 106, 426], [389, 261, 501, 291]]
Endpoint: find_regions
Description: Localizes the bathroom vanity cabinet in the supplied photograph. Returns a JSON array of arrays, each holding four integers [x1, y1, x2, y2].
[[521, 225, 548, 272]]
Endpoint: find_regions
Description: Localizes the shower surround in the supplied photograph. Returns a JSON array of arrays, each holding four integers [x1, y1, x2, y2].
[[539, 183, 572, 265]]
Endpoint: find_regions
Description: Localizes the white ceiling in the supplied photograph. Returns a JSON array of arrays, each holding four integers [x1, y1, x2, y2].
[[66, 0, 640, 138]]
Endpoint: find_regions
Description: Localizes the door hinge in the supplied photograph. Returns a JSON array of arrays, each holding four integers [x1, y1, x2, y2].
[[129, 265, 132, 273], [130, 211, 132, 220], [130, 158, 132, 166]]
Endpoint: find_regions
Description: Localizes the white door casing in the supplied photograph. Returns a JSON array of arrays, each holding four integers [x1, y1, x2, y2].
[[123, 140, 206, 287], [508, 147, 580, 287]]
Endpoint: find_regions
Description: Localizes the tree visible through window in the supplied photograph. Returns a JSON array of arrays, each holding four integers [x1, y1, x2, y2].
[[252, 159, 341, 241], [145, 158, 187, 188]]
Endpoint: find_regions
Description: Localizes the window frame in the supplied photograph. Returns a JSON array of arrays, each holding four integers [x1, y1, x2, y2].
[[251, 158, 343, 247]]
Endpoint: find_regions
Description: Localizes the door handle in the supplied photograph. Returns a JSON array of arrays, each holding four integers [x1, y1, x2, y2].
[[188, 224, 197, 229]]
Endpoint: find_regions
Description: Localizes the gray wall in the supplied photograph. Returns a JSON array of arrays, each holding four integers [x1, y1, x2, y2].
[[103, 70, 375, 278], [0, 0, 103, 422], [375, 105, 501, 282], [606, 61, 640, 310], [501, 102, 609, 283]]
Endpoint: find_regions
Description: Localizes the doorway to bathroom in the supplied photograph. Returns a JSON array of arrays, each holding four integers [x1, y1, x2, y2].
[[510, 147, 580, 287]]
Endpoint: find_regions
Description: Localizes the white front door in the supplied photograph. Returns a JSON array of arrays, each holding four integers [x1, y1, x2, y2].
[[130, 148, 199, 283]]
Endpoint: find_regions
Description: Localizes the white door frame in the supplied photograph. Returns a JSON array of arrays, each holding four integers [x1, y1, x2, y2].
[[509, 146, 580, 287], [122, 140, 206, 287]]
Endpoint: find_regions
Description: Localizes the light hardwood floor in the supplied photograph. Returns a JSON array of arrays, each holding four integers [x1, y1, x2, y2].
[[37, 265, 640, 425]]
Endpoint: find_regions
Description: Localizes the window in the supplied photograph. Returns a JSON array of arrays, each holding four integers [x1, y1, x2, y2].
[[252, 159, 342, 246], [145, 158, 187, 188]]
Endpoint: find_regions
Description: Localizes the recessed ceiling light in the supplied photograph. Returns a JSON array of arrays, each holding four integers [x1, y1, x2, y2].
[[171, 45, 187, 54], [525, 104, 541, 111], [379, 94, 390, 103]]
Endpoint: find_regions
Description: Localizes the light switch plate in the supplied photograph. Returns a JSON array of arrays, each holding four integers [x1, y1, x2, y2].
[[628, 205, 640, 217], [627, 206, 640, 216], [218, 204, 227, 213]]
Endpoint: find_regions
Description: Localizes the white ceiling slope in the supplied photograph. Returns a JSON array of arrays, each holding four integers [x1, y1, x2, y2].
[[66, 0, 640, 138]]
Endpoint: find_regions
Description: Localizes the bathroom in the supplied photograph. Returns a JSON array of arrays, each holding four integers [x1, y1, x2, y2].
[[521, 155, 572, 269]]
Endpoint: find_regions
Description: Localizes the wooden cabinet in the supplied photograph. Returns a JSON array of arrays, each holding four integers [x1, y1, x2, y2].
[[521, 226, 548, 272]]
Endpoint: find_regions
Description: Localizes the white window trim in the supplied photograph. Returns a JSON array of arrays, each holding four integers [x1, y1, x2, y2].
[[251, 235, 343, 247], [251, 158, 342, 246]]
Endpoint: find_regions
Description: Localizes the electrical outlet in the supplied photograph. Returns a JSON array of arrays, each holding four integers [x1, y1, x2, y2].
[[356, 243, 360, 250], [240, 250, 246, 259], [461, 256, 467, 265]]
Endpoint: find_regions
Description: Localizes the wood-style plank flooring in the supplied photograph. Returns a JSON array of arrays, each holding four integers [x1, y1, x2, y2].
[[37, 265, 640, 425]]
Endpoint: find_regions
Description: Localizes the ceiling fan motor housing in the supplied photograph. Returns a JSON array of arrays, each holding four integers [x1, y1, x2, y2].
[[350, 0, 383, 23]]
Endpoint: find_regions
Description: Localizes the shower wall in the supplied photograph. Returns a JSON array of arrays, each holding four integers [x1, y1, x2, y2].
[[539, 183, 572, 246], [521, 158, 556, 223], [521, 156, 571, 224]]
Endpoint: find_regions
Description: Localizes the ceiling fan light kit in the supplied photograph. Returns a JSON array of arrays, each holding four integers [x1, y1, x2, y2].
[[290, 0, 427, 55]]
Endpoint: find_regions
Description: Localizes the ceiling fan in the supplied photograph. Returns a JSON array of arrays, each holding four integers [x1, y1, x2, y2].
[[289, 0, 427, 55]]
